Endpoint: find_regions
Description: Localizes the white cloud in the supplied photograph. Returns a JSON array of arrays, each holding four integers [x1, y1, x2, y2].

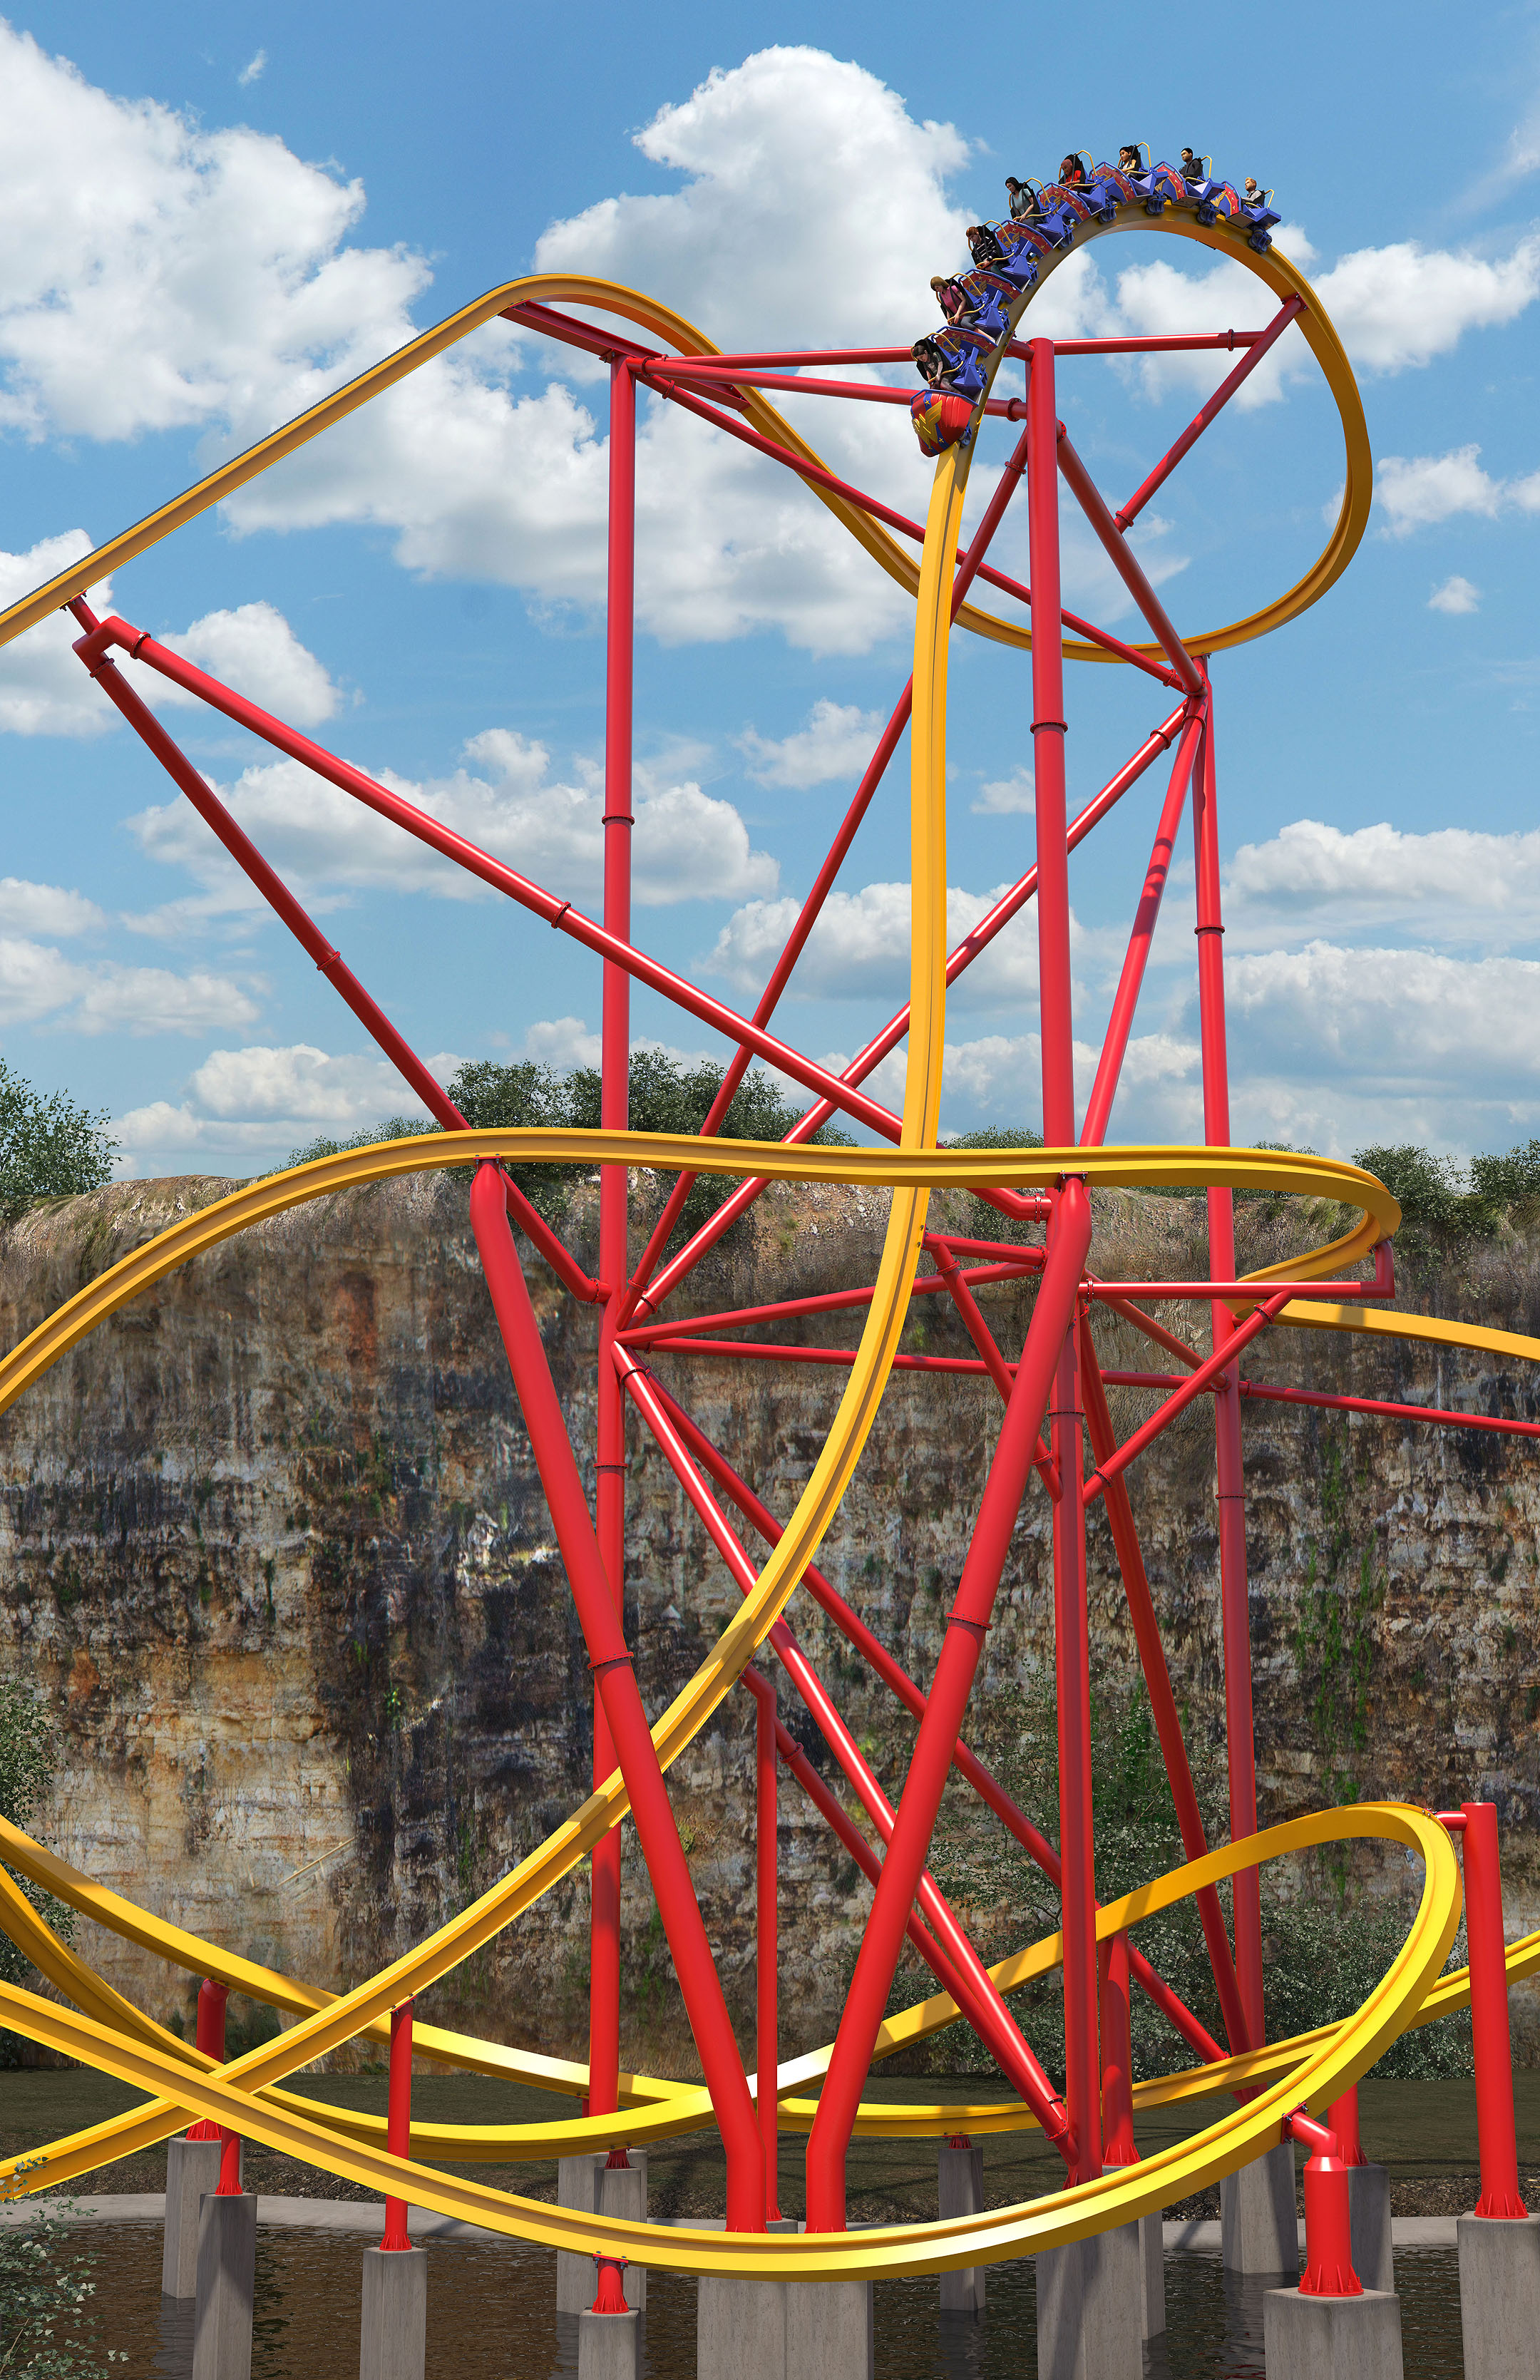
[[517, 1016, 601, 1070], [532, 48, 969, 351], [974, 767, 1035, 818], [129, 728, 776, 911], [736, 699, 885, 789], [0, 878, 104, 936], [709, 879, 1049, 1010], [1376, 444, 1503, 535], [1313, 236, 1540, 374], [139, 602, 340, 726], [1227, 942, 1540, 1096], [0, 938, 259, 1034], [0, 533, 111, 735], [237, 49, 267, 87], [1224, 819, 1540, 950], [0, 24, 428, 443], [1429, 574, 1480, 615], [0, 542, 339, 739], [113, 1040, 451, 1175]]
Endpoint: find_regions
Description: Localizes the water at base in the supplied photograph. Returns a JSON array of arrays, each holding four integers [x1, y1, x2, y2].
[[66, 2222, 1465, 2376]]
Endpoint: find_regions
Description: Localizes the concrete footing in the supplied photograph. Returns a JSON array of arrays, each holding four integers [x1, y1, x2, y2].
[[191, 2190, 257, 2380], [578, 2307, 640, 2380], [1137, 2209, 1165, 2339], [1457, 2209, 1540, 2380], [1035, 2220, 1144, 2380], [938, 2140, 985, 2315], [556, 2151, 648, 2314], [699, 2277, 785, 2379], [1222, 2142, 1298, 2277], [163, 2135, 224, 2300], [359, 2244, 426, 2380], [1263, 2285, 1402, 2380], [786, 2277, 873, 2380], [1348, 2163, 1395, 2295]]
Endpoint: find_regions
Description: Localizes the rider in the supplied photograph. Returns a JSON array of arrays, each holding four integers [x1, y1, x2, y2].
[[1243, 176, 1266, 204], [1117, 145, 1143, 176], [930, 275, 967, 323], [1005, 177, 1035, 220], [1058, 153, 1087, 188], [1179, 147, 1206, 184]]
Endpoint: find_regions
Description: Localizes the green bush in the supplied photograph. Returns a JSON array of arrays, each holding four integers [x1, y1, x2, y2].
[[920, 1676, 1468, 2083], [0, 2193, 125, 2374], [287, 1054, 851, 1257], [0, 1678, 77, 2068], [0, 1065, 115, 1223]]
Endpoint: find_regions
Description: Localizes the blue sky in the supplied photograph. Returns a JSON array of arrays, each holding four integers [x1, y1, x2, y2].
[[1, 4, 1539, 1176]]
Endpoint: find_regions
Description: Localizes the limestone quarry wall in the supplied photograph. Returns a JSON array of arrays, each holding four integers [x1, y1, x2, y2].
[[1, 1171, 1536, 2068]]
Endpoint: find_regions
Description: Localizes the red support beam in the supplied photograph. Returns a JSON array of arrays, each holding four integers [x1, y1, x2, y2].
[[638, 371, 1186, 688], [469, 1164, 764, 2228], [1114, 297, 1305, 531], [73, 613, 908, 1147], [618, 1353, 1075, 2140], [742, 1669, 784, 2220], [804, 1178, 1094, 2229], [1027, 336, 1101, 2190], [649, 1379, 1227, 2071], [1079, 707, 1204, 1148], [634, 707, 1188, 1319], [1055, 431, 1206, 697], [66, 603, 599, 1305], [589, 357, 637, 2121], [1079, 1317, 1251, 2053]]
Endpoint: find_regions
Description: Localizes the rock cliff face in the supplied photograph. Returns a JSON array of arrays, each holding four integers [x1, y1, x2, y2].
[[1, 1171, 1536, 2071]]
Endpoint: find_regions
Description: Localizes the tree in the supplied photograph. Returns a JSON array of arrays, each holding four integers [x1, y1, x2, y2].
[[0, 1676, 76, 2065], [0, 1065, 115, 1222]]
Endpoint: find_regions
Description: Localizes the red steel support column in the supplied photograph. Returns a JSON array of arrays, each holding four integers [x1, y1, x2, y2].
[[1328, 2084, 1365, 2168], [1029, 337, 1101, 2191], [1099, 1932, 1138, 2168], [804, 1181, 1092, 2230], [1191, 674, 1265, 2046], [471, 1164, 764, 2227], [187, 1979, 228, 2142], [744, 1669, 782, 2220], [380, 1999, 414, 2250], [1462, 1802, 1528, 2218], [590, 357, 637, 2123]]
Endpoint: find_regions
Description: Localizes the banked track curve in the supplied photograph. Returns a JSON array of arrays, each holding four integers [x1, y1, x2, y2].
[[0, 222, 1517, 2276]]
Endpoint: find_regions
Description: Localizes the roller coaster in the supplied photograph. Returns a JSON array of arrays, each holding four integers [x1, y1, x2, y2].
[[0, 143, 1536, 2307]]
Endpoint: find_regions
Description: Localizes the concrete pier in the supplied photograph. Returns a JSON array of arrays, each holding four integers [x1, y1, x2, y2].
[[1035, 2220, 1144, 2380], [937, 2139, 985, 2314], [698, 2277, 786, 2379], [359, 2244, 426, 2380], [785, 2277, 873, 2380], [1457, 2210, 1540, 2380], [578, 2306, 640, 2380], [191, 2190, 257, 2380], [1347, 2164, 1394, 2294], [1136, 2210, 1165, 2339], [1263, 2284, 1402, 2380], [557, 2152, 649, 2313], [1221, 2143, 1298, 2277], [162, 2135, 224, 2300]]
